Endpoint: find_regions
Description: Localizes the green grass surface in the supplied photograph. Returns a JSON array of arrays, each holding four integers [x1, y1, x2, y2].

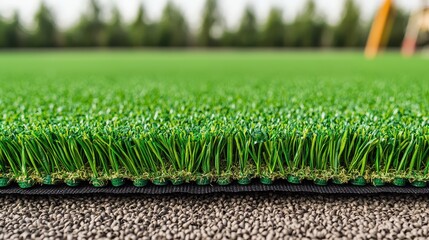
[[0, 51, 428, 188]]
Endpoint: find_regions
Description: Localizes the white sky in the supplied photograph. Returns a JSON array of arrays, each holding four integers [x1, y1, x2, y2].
[[0, 0, 424, 30]]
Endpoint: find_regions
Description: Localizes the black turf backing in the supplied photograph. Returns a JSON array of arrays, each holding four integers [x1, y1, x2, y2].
[[1, 180, 428, 195]]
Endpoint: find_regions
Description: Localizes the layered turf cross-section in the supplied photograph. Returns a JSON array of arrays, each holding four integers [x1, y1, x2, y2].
[[0, 52, 428, 188]]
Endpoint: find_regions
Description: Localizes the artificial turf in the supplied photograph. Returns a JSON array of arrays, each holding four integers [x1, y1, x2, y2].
[[0, 51, 428, 188]]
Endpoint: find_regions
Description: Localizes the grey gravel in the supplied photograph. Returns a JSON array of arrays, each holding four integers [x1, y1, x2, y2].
[[0, 193, 429, 239]]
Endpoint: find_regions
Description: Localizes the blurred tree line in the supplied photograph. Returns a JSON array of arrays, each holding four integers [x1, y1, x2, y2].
[[0, 0, 409, 48]]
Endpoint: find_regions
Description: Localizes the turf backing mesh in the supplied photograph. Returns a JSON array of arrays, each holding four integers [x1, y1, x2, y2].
[[1, 182, 428, 195]]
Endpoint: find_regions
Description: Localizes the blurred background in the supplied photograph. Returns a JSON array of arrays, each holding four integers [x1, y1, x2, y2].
[[0, 0, 425, 49]]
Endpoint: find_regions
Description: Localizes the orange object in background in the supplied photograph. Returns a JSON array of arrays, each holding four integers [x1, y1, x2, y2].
[[365, 0, 395, 58]]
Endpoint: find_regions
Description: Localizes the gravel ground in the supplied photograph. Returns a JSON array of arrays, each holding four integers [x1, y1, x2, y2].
[[0, 193, 429, 239]]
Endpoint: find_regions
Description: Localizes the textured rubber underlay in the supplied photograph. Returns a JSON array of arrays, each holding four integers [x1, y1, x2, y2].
[[1, 180, 429, 195]]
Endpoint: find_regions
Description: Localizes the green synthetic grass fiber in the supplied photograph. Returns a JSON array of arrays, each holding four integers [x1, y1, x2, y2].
[[0, 51, 428, 188]]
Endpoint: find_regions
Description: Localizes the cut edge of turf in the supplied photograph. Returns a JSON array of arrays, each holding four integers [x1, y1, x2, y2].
[[1, 124, 429, 189], [0, 167, 428, 189]]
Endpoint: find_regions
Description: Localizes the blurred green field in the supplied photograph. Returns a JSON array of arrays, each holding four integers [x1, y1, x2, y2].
[[0, 51, 428, 187]]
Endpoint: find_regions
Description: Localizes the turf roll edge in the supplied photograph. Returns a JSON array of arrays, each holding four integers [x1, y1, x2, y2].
[[0, 52, 428, 191]]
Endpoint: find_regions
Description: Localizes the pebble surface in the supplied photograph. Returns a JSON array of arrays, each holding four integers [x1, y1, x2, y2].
[[0, 193, 429, 239]]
